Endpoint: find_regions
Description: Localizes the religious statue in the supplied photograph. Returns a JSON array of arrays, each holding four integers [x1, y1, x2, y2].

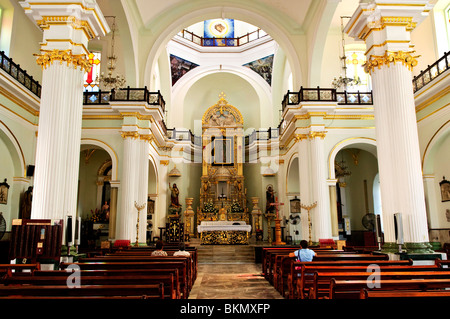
[[169, 183, 180, 207], [266, 185, 275, 214], [20, 186, 33, 219], [101, 201, 110, 221], [169, 183, 182, 215]]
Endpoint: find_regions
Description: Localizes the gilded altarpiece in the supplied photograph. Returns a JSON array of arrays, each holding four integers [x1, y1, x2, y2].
[[197, 94, 249, 229]]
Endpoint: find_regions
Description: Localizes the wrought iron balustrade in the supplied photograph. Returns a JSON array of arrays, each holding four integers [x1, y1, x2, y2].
[[413, 51, 449, 93], [177, 28, 268, 47], [0, 51, 41, 98]]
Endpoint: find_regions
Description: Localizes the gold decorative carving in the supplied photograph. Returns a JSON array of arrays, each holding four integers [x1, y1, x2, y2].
[[139, 134, 153, 142], [120, 131, 139, 139], [34, 49, 91, 72], [202, 92, 244, 126], [295, 134, 309, 141], [364, 50, 419, 74], [308, 131, 327, 139]]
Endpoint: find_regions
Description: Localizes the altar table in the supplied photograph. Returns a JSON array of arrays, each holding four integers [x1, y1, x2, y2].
[[197, 221, 252, 245]]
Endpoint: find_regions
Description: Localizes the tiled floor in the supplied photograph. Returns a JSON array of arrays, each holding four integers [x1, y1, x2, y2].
[[189, 242, 284, 299]]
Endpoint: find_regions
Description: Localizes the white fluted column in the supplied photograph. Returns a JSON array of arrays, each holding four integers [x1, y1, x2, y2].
[[297, 134, 311, 241], [309, 131, 332, 242], [346, 1, 434, 252], [19, 2, 108, 243], [137, 135, 151, 243], [116, 132, 140, 241]]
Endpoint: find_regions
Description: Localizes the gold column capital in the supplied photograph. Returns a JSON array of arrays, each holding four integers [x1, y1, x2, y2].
[[120, 131, 140, 140], [295, 134, 309, 142], [139, 134, 154, 143], [34, 49, 91, 72], [364, 50, 419, 74], [308, 131, 327, 140]]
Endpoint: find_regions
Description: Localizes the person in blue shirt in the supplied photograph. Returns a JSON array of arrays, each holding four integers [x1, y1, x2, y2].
[[289, 240, 316, 262]]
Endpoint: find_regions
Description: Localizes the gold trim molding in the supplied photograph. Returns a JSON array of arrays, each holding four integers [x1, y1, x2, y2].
[[364, 50, 419, 74], [37, 16, 96, 39], [34, 49, 91, 72]]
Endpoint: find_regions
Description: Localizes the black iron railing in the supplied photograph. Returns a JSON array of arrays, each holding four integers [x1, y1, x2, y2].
[[282, 87, 373, 112], [177, 28, 269, 47], [413, 51, 450, 93], [0, 51, 41, 98]]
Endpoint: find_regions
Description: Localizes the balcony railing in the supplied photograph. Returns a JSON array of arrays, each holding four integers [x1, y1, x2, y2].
[[0, 51, 41, 98], [83, 87, 166, 113], [281, 87, 373, 112], [413, 51, 450, 93], [177, 28, 269, 47]]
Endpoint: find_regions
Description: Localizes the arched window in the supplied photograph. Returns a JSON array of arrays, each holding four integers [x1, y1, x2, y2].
[[83, 52, 101, 92], [345, 50, 371, 91]]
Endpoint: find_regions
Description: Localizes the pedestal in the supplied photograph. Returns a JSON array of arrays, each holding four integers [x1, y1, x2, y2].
[[272, 219, 286, 245]]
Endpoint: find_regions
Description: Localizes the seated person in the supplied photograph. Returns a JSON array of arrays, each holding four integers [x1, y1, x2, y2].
[[173, 242, 190, 257], [289, 240, 315, 262], [151, 240, 168, 256]]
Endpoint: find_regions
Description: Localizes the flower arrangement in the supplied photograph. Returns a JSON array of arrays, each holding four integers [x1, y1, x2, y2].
[[202, 201, 218, 214], [230, 201, 244, 213], [90, 208, 106, 223]]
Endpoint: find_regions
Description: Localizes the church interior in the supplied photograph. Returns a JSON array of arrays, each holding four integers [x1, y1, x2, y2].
[[0, 0, 449, 303]]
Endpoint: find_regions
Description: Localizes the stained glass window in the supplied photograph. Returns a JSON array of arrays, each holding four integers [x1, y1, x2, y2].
[[345, 50, 371, 91], [84, 52, 101, 92]]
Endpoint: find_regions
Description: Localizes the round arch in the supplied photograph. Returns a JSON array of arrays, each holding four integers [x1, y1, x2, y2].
[[80, 138, 118, 181], [286, 152, 299, 194], [143, 5, 302, 90], [422, 119, 450, 175], [170, 64, 272, 128], [328, 137, 377, 179], [0, 120, 26, 177]]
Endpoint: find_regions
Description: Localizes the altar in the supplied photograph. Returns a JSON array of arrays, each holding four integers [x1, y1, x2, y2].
[[197, 221, 251, 245]]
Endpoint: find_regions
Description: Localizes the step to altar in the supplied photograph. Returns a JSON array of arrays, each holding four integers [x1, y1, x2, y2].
[[195, 244, 255, 264]]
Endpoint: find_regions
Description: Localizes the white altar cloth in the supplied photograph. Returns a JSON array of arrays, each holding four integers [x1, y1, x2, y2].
[[197, 221, 251, 233]]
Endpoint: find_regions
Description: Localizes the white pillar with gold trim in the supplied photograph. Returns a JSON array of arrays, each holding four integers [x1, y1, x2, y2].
[[297, 134, 311, 241], [20, 2, 109, 237], [346, 1, 434, 252], [309, 131, 332, 242]]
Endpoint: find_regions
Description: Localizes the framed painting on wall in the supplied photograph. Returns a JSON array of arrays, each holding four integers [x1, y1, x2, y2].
[[0, 179, 9, 205], [440, 177, 450, 202]]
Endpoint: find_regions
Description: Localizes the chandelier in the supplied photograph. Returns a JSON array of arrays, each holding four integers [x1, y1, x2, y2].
[[97, 16, 126, 90], [331, 16, 360, 91]]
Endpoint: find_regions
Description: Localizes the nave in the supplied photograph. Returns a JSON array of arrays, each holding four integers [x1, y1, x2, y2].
[[188, 242, 283, 299]]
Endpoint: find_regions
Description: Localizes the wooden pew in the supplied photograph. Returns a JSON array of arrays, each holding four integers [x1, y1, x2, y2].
[[0, 264, 40, 280], [77, 255, 193, 292], [33, 268, 182, 299], [0, 283, 164, 299], [60, 261, 190, 298], [289, 259, 413, 299], [360, 289, 450, 299], [107, 249, 198, 280], [329, 277, 450, 299], [3, 274, 177, 299], [436, 259, 450, 268]]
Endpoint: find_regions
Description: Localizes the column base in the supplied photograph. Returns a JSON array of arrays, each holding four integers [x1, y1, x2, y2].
[[380, 242, 435, 254]]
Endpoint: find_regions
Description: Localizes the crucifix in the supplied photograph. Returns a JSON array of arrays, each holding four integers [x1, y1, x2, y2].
[[134, 201, 146, 247], [270, 197, 285, 246], [300, 201, 317, 246]]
